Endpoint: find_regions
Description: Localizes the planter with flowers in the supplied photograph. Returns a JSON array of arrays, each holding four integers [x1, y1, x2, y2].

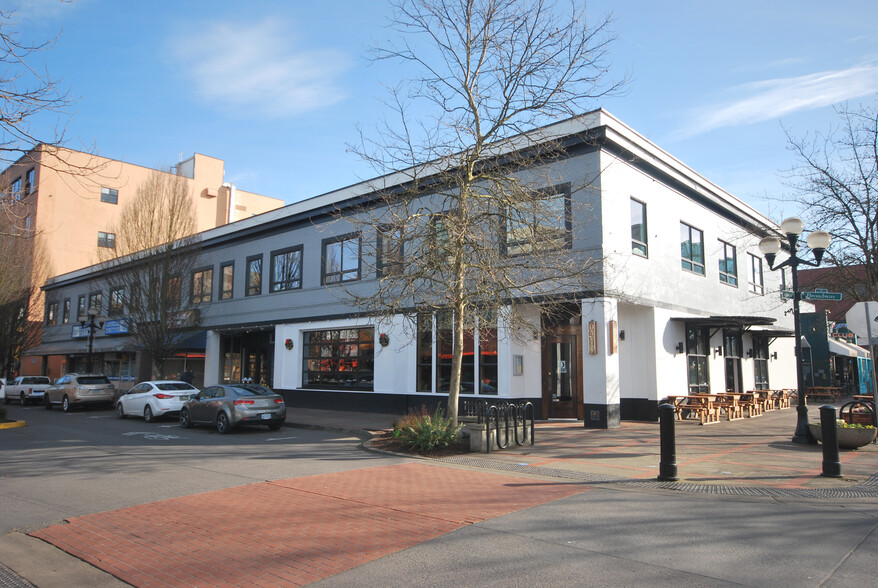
[[809, 419, 877, 449]]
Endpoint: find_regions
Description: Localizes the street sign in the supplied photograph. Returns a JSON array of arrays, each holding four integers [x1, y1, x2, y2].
[[781, 289, 842, 301]]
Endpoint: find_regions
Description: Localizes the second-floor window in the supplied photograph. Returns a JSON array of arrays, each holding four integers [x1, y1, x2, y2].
[[101, 187, 118, 204], [191, 268, 213, 303], [505, 188, 570, 256], [749, 253, 764, 295], [11, 178, 22, 200], [323, 234, 361, 284], [220, 262, 234, 300], [77, 295, 86, 319], [109, 288, 124, 316], [378, 225, 403, 276], [631, 198, 648, 257], [246, 255, 263, 296], [718, 240, 737, 286], [167, 276, 182, 307], [46, 301, 58, 325], [680, 222, 704, 275], [88, 291, 103, 314], [25, 168, 35, 195], [98, 231, 116, 248], [270, 246, 303, 291], [62, 299, 70, 324]]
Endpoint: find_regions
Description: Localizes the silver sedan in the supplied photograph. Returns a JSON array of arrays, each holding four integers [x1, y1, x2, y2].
[[180, 384, 286, 434]]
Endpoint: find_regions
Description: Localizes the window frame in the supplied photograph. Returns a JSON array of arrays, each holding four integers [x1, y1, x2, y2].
[[630, 198, 648, 257], [220, 261, 234, 300], [301, 327, 375, 391], [25, 168, 35, 196], [10, 177, 22, 200], [108, 287, 124, 317], [77, 295, 86, 319], [97, 231, 116, 249], [686, 326, 710, 394], [680, 222, 705, 275], [377, 224, 404, 277], [100, 187, 118, 204], [718, 240, 738, 287], [321, 232, 361, 285], [62, 298, 70, 324], [748, 253, 764, 295], [245, 254, 263, 297], [269, 245, 303, 292], [190, 266, 214, 304], [88, 291, 103, 314], [503, 185, 572, 257], [46, 301, 58, 325]]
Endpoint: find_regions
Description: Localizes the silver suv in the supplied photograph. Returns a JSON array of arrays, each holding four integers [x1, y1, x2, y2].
[[44, 374, 116, 412]]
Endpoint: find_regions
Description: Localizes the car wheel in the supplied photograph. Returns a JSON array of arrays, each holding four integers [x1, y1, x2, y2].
[[44, 394, 52, 410], [116, 402, 126, 419], [61, 396, 71, 412], [20, 393, 27, 405], [268, 422, 282, 431], [179, 408, 193, 428], [144, 405, 154, 423], [216, 412, 231, 434]]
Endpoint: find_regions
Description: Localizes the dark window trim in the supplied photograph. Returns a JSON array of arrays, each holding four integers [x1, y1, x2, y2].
[[190, 266, 214, 304], [108, 287, 125, 317], [502, 183, 573, 258], [748, 252, 764, 295], [245, 254, 263, 297], [718, 239, 738, 287], [220, 261, 234, 300], [61, 298, 70, 324], [631, 197, 648, 258], [97, 231, 116, 249], [321, 232, 362, 285], [46, 300, 58, 325], [88, 290, 103, 314], [680, 221, 705, 276], [269, 244, 304, 292], [100, 186, 118, 204], [377, 224, 403, 277]]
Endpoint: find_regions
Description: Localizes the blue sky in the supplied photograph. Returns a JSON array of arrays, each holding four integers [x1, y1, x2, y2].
[[9, 0, 878, 220]]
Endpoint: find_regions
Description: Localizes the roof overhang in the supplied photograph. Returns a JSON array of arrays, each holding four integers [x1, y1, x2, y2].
[[670, 316, 777, 330]]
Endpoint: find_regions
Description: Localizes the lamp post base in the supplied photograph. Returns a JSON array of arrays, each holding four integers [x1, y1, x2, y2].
[[792, 405, 817, 444]]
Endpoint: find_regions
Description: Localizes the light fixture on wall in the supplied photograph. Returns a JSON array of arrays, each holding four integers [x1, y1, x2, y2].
[[675, 342, 684, 354], [746, 348, 753, 358], [619, 330, 625, 341], [714, 346, 723, 357], [771, 351, 778, 360]]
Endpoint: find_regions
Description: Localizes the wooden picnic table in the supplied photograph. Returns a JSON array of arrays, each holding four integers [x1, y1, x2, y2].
[[806, 387, 843, 402], [666, 395, 720, 425], [768, 389, 793, 409]]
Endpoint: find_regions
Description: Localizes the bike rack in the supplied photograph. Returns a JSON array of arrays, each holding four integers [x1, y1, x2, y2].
[[464, 400, 535, 453]]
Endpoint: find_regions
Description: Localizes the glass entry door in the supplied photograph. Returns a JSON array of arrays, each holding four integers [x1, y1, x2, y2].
[[542, 327, 583, 419]]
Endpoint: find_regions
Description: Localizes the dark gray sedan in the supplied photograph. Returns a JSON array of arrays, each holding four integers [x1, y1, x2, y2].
[[180, 384, 286, 434]]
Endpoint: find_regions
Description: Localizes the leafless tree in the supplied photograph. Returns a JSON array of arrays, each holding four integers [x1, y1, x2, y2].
[[0, 227, 48, 378], [782, 99, 878, 301], [342, 0, 622, 424], [98, 170, 203, 378]]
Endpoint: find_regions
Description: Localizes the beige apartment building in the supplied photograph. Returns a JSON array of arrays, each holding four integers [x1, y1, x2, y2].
[[1, 145, 284, 378]]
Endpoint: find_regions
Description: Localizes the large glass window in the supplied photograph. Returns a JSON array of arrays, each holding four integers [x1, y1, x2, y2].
[[322, 234, 361, 284], [631, 198, 648, 257], [10, 178, 22, 200], [191, 267, 213, 303], [724, 331, 743, 393], [378, 224, 403, 276], [680, 223, 704, 275], [686, 326, 710, 394], [25, 168, 35, 195], [302, 328, 374, 390], [77, 295, 86, 319], [88, 291, 103, 313], [417, 311, 498, 394], [246, 255, 263, 297], [505, 188, 570, 256], [748, 253, 764, 295], [753, 337, 769, 390], [109, 288, 124, 317], [220, 262, 234, 300], [46, 301, 58, 325], [270, 246, 303, 291], [62, 299, 70, 324], [718, 240, 738, 286]]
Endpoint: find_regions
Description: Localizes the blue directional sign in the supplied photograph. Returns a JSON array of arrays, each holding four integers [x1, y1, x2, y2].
[[781, 289, 843, 301]]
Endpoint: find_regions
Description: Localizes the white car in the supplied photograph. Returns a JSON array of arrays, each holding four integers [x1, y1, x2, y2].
[[116, 380, 199, 422]]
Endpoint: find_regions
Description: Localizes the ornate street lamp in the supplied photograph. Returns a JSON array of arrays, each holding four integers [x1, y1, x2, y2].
[[758, 217, 831, 444], [78, 307, 106, 374]]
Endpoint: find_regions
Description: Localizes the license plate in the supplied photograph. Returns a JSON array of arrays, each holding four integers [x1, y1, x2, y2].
[[261, 413, 271, 420]]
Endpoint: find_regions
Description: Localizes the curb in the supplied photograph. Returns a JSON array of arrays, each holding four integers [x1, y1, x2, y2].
[[0, 420, 26, 430]]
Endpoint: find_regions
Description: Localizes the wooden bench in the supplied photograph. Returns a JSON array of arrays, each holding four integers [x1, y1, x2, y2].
[[807, 387, 843, 402], [666, 395, 720, 425], [770, 389, 792, 409], [737, 392, 763, 417], [715, 394, 744, 421]]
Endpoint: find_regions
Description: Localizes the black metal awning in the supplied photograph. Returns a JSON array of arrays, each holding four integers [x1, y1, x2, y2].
[[670, 315, 777, 330]]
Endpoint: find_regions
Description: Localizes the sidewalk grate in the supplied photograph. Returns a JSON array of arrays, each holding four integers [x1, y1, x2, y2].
[[438, 456, 878, 499], [0, 564, 34, 588]]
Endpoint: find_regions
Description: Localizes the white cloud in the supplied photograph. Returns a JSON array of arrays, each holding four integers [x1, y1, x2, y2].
[[4, 0, 82, 22], [169, 18, 351, 118], [673, 63, 878, 139]]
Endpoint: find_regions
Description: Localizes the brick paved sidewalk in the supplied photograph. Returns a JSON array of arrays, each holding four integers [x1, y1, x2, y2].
[[31, 463, 588, 587]]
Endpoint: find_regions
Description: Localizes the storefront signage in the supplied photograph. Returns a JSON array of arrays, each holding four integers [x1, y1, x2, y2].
[[588, 320, 598, 355], [104, 319, 130, 335], [72, 325, 91, 338], [608, 320, 618, 355]]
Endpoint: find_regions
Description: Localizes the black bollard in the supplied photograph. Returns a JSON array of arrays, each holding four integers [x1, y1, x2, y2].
[[820, 405, 842, 478], [657, 403, 678, 481]]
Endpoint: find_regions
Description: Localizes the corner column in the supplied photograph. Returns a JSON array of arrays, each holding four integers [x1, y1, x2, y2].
[[582, 297, 621, 428]]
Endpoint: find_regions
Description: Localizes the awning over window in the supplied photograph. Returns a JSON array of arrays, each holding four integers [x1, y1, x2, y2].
[[828, 338, 870, 358], [749, 325, 795, 338], [23, 337, 140, 356], [671, 316, 777, 329]]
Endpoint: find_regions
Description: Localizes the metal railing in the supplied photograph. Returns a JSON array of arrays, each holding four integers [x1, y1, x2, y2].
[[461, 399, 536, 452]]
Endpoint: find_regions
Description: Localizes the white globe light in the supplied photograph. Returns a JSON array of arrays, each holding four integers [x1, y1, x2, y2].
[[780, 217, 804, 236], [758, 236, 782, 256], [807, 230, 831, 250]]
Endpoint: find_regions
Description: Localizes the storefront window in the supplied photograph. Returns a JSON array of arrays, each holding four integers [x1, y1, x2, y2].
[[753, 337, 769, 390], [302, 328, 374, 390], [418, 311, 498, 395], [686, 326, 710, 394]]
